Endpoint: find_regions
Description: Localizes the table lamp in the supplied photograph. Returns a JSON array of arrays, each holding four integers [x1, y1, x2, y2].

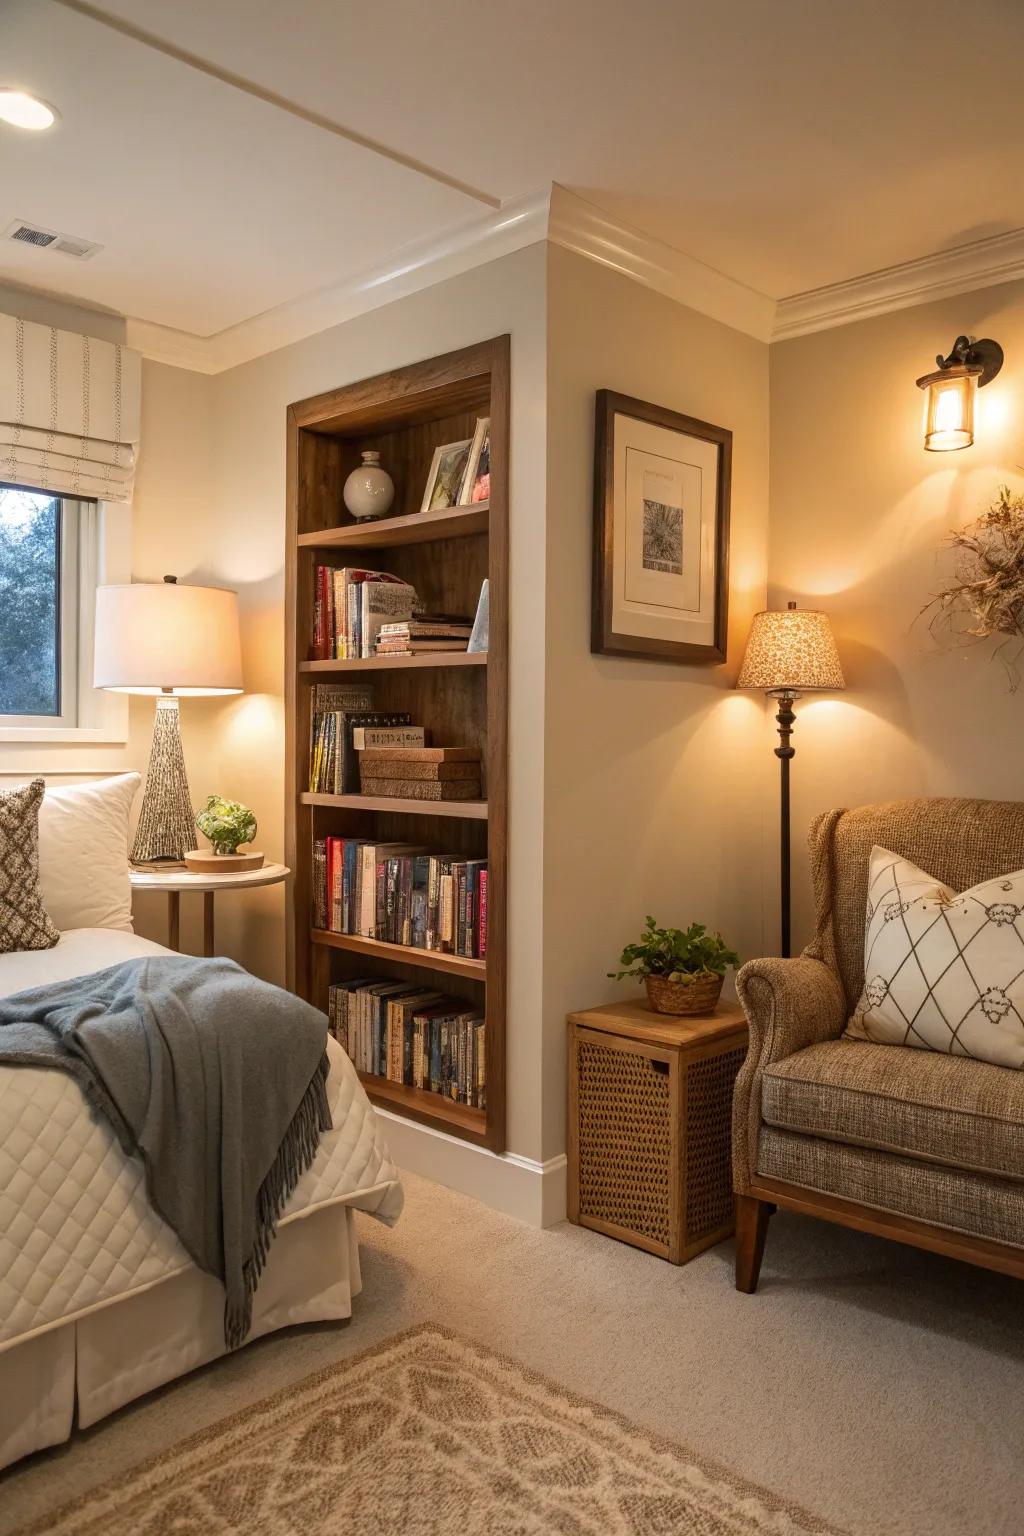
[[737, 601, 845, 957], [94, 576, 243, 863]]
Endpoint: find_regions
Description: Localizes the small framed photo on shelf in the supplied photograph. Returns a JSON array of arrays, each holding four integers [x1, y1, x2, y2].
[[421, 437, 474, 513], [592, 390, 731, 663], [459, 417, 491, 506]]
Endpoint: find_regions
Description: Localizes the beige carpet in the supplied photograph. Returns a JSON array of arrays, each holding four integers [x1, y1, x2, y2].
[[2, 1169, 1023, 1536], [14, 1326, 845, 1536]]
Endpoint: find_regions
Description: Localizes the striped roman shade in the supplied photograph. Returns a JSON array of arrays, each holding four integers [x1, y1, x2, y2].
[[0, 314, 141, 504]]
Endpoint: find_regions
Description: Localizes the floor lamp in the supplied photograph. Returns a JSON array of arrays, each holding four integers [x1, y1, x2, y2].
[[94, 577, 243, 863], [737, 602, 845, 958]]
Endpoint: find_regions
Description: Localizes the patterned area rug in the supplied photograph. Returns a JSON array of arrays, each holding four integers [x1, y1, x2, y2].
[[23, 1325, 846, 1535]]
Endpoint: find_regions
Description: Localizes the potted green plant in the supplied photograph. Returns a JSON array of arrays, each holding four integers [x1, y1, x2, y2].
[[610, 916, 739, 1016], [185, 796, 263, 872]]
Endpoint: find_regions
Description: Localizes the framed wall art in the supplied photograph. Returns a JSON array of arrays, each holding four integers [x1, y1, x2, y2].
[[592, 390, 732, 663], [421, 436, 474, 512]]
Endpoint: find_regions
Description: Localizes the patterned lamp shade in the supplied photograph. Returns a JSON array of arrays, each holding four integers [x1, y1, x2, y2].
[[737, 603, 845, 693]]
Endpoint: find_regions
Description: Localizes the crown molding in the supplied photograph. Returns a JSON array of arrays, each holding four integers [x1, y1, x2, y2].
[[773, 227, 1024, 341], [126, 188, 551, 374], [548, 184, 776, 343], [123, 192, 1024, 374], [127, 183, 781, 374]]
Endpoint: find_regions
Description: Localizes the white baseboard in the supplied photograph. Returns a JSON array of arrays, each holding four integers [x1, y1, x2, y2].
[[375, 1109, 567, 1227]]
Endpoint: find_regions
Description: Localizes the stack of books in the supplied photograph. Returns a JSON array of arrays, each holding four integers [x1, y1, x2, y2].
[[313, 837, 488, 958], [311, 565, 417, 660], [328, 978, 486, 1107], [308, 683, 420, 794], [375, 614, 472, 655], [358, 745, 482, 803]]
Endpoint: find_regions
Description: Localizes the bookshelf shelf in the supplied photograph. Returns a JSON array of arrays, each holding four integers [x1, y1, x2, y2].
[[297, 501, 488, 550], [300, 652, 487, 674], [356, 1072, 486, 1138], [311, 927, 487, 979], [286, 336, 509, 1154], [302, 791, 488, 820]]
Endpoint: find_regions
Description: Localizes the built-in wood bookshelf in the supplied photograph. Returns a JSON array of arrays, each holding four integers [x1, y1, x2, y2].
[[285, 337, 509, 1152]]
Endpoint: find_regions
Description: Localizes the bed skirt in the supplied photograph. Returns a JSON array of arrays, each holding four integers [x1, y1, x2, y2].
[[0, 1202, 360, 1472]]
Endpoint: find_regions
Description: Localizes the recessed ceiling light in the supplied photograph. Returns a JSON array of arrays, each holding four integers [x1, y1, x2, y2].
[[0, 89, 59, 132]]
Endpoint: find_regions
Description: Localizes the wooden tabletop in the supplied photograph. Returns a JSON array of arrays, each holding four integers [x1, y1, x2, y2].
[[567, 997, 747, 1048], [129, 861, 290, 893]]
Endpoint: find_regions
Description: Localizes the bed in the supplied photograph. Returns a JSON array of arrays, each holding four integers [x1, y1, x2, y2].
[[0, 778, 403, 1472]]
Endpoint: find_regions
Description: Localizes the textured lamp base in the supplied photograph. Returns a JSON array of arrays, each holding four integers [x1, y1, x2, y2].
[[132, 696, 196, 863]]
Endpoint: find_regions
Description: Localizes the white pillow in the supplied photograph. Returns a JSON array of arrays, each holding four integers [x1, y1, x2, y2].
[[37, 773, 141, 933], [846, 845, 1024, 1069]]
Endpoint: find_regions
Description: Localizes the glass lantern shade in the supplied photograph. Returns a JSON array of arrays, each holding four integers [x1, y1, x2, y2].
[[917, 364, 979, 452]]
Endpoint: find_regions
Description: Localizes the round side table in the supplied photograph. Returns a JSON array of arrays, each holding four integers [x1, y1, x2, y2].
[[129, 862, 290, 957]]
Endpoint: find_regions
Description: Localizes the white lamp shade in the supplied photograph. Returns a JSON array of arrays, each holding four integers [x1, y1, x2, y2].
[[94, 581, 243, 695]]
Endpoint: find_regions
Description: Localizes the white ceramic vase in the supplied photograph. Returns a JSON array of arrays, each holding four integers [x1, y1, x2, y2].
[[343, 450, 395, 520]]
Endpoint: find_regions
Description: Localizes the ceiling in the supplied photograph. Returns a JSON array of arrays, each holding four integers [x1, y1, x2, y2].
[[3, 0, 1024, 349]]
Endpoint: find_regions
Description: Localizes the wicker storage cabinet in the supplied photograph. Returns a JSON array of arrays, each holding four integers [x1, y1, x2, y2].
[[567, 1000, 748, 1264]]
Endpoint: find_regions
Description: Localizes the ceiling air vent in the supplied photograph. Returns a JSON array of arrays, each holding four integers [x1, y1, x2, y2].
[[9, 221, 58, 248], [3, 219, 101, 259]]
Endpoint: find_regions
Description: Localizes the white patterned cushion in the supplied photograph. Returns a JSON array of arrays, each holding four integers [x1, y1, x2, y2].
[[846, 845, 1024, 1068]]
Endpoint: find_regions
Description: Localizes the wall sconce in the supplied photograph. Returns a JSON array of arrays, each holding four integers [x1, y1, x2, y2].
[[916, 334, 1003, 452]]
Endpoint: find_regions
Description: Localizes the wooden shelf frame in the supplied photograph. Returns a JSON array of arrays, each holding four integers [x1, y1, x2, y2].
[[297, 501, 488, 550], [285, 336, 509, 1152], [301, 792, 487, 820], [356, 1072, 486, 1136], [300, 652, 486, 674], [311, 927, 487, 979]]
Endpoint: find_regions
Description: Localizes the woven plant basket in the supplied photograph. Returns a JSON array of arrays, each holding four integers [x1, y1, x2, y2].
[[645, 972, 724, 1016]]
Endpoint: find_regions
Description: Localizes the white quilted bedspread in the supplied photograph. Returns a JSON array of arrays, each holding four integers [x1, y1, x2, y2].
[[0, 930, 403, 1352]]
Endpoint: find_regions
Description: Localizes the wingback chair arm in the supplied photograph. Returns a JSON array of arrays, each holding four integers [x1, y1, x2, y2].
[[732, 956, 848, 1194]]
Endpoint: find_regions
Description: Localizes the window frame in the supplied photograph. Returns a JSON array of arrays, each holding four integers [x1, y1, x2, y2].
[[0, 494, 80, 729], [0, 492, 131, 746]]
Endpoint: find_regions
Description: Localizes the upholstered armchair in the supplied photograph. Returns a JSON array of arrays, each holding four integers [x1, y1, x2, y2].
[[732, 797, 1024, 1291]]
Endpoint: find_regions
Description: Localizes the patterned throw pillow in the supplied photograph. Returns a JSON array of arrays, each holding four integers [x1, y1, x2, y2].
[[0, 779, 60, 954], [846, 845, 1024, 1069]]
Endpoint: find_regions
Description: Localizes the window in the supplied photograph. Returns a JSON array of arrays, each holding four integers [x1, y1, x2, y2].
[[0, 481, 131, 746], [0, 486, 80, 726]]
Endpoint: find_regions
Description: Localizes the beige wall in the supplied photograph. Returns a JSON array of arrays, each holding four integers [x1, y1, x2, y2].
[[115, 245, 773, 1175], [30, 245, 1023, 1182], [128, 360, 233, 953], [542, 245, 771, 1160], [770, 277, 1024, 950]]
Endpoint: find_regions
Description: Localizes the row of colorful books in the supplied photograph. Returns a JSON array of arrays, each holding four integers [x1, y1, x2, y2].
[[328, 979, 486, 1107], [313, 838, 487, 958], [311, 566, 415, 661]]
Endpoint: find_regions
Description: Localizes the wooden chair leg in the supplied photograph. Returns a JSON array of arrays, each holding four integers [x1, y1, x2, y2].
[[735, 1194, 772, 1293]]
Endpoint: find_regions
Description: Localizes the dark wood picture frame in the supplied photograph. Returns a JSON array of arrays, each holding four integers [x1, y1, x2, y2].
[[592, 390, 732, 663]]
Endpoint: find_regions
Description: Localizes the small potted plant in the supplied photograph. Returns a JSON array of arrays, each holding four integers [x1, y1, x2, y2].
[[185, 796, 263, 872], [610, 916, 739, 1016]]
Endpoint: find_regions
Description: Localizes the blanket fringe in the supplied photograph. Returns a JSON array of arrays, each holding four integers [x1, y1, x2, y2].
[[224, 1049, 332, 1349]]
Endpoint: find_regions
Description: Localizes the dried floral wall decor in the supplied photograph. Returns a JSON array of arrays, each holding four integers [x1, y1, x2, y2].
[[922, 484, 1024, 689]]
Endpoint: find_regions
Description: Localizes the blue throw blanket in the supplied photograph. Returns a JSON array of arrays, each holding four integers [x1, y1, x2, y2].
[[0, 955, 331, 1347]]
